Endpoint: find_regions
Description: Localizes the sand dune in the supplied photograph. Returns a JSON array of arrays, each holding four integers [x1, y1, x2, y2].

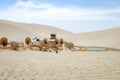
[[0, 19, 72, 34], [0, 20, 73, 41], [0, 19, 120, 48], [72, 27, 120, 48], [0, 19, 120, 80]]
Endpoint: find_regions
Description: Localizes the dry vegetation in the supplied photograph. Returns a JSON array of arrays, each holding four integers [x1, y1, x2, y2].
[[0, 37, 8, 48], [64, 42, 74, 50], [25, 37, 31, 45], [28, 38, 63, 53], [0, 36, 119, 52], [9, 41, 25, 51]]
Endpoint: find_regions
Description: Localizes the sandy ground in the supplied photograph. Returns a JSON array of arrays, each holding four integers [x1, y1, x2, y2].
[[0, 50, 120, 80]]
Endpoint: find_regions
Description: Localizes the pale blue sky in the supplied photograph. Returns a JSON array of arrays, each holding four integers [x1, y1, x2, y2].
[[0, 0, 120, 33]]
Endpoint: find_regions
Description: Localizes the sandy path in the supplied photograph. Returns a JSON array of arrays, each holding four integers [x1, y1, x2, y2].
[[0, 50, 120, 80]]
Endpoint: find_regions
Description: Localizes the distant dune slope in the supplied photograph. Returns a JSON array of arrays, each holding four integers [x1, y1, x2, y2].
[[0, 20, 73, 41], [0, 20, 72, 34], [0, 21, 32, 41], [75, 27, 120, 48]]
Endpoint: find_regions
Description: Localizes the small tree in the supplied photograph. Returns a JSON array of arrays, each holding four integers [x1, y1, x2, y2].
[[59, 38, 64, 44], [25, 37, 31, 45], [0, 37, 8, 48], [0, 39, 1, 48], [43, 38, 48, 44], [54, 38, 58, 44]]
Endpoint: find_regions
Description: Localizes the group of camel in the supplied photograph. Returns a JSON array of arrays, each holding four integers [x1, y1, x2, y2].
[[0, 37, 77, 53]]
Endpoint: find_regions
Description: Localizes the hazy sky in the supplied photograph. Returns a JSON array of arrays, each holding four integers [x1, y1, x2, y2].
[[0, 0, 120, 33]]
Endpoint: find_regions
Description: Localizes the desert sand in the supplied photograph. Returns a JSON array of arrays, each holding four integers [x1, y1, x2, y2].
[[0, 20, 120, 80]]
